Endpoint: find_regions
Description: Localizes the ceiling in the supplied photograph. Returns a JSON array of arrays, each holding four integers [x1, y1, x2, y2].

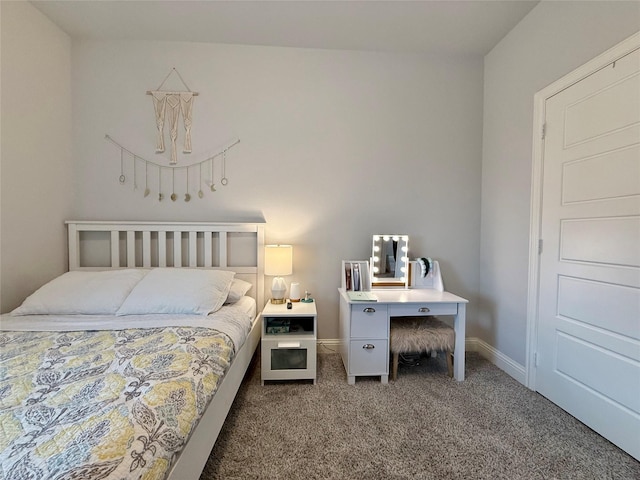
[[31, 0, 540, 56]]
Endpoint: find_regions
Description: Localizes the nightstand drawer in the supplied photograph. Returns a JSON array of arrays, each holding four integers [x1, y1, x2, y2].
[[349, 339, 388, 375], [351, 304, 388, 338], [261, 337, 316, 381], [388, 303, 457, 317]]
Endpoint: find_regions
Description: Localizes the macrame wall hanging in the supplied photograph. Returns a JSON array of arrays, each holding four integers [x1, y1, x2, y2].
[[105, 68, 240, 202], [147, 67, 198, 165]]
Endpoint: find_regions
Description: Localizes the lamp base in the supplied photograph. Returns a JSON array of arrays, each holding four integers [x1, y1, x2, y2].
[[270, 276, 287, 305]]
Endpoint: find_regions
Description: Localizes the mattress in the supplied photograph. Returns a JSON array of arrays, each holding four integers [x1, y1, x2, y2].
[[0, 297, 256, 480]]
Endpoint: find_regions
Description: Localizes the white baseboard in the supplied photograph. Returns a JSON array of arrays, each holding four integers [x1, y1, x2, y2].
[[317, 339, 341, 355], [317, 337, 527, 386], [466, 337, 526, 385]]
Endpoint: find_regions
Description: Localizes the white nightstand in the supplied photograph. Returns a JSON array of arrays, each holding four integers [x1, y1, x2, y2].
[[261, 300, 317, 385]]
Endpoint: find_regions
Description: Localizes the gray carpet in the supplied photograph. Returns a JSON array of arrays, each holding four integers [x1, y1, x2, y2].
[[200, 350, 639, 479]]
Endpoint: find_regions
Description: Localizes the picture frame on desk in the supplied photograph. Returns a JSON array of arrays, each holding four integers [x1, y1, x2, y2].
[[341, 260, 372, 291]]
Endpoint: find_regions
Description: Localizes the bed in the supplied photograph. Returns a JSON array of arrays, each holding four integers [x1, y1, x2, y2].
[[0, 221, 265, 480]]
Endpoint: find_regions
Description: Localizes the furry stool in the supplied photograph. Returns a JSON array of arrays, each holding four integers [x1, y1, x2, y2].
[[389, 316, 455, 380]]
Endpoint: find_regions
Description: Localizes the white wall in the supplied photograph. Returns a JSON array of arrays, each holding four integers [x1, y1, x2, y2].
[[70, 41, 483, 338], [480, 1, 640, 366], [0, 1, 73, 312]]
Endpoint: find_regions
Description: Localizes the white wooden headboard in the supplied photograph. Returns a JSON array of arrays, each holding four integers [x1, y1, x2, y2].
[[66, 221, 265, 308]]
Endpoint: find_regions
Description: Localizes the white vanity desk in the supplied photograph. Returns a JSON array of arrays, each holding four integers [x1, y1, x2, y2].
[[338, 288, 468, 384]]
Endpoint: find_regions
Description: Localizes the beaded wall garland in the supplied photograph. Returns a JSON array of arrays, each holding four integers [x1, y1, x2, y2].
[[105, 135, 239, 202]]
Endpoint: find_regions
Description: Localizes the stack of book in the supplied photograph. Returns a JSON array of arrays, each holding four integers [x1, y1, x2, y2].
[[342, 260, 375, 302]]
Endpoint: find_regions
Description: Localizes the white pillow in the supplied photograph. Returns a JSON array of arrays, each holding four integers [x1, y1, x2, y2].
[[11, 269, 149, 316], [116, 268, 235, 316], [225, 278, 252, 304]]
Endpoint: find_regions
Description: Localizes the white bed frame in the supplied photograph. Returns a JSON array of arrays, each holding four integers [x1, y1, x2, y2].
[[65, 220, 265, 480]]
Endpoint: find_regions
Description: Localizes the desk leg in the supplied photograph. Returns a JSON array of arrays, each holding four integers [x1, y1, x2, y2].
[[454, 303, 466, 381]]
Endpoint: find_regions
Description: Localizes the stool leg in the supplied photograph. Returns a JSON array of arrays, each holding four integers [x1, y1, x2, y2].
[[446, 350, 453, 378], [392, 352, 399, 381]]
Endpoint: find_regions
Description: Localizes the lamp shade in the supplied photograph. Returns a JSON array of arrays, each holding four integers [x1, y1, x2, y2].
[[264, 245, 293, 276]]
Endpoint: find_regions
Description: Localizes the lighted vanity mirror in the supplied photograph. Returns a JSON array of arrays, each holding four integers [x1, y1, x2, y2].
[[371, 235, 409, 288]]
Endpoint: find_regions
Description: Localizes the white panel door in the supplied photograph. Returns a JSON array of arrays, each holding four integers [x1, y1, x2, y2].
[[537, 47, 640, 460]]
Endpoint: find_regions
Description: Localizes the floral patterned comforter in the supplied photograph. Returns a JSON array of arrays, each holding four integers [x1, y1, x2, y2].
[[0, 326, 235, 480]]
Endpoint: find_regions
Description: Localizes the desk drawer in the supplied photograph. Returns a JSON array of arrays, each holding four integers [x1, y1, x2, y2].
[[388, 303, 457, 317], [351, 304, 387, 338], [349, 339, 388, 375]]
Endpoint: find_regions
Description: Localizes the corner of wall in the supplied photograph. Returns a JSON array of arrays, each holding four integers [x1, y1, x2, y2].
[[0, 1, 73, 312]]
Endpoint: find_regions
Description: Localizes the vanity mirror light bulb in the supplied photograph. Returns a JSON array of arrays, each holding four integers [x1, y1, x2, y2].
[[401, 246, 408, 252], [401, 256, 409, 262], [373, 266, 379, 273], [373, 256, 379, 262], [383, 236, 390, 241], [392, 236, 399, 241], [373, 235, 380, 241], [373, 246, 380, 252]]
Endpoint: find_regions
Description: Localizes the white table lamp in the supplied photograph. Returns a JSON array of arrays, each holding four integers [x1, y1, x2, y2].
[[265, 245, 293, 304]]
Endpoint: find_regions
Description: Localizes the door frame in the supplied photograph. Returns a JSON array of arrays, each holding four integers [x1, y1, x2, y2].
[[526, 31, 640, 390]]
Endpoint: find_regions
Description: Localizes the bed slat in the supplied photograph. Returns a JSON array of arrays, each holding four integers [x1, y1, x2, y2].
[[110, 230, 119, 267], [173, 231, 182, 267], [142, 231, 152, 267], [159, 231, 167, 267], [126, 231, 135, 267], [220, 232, 228, 268], [188, 231, 197, 267], [204, 232, 213, 267]]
